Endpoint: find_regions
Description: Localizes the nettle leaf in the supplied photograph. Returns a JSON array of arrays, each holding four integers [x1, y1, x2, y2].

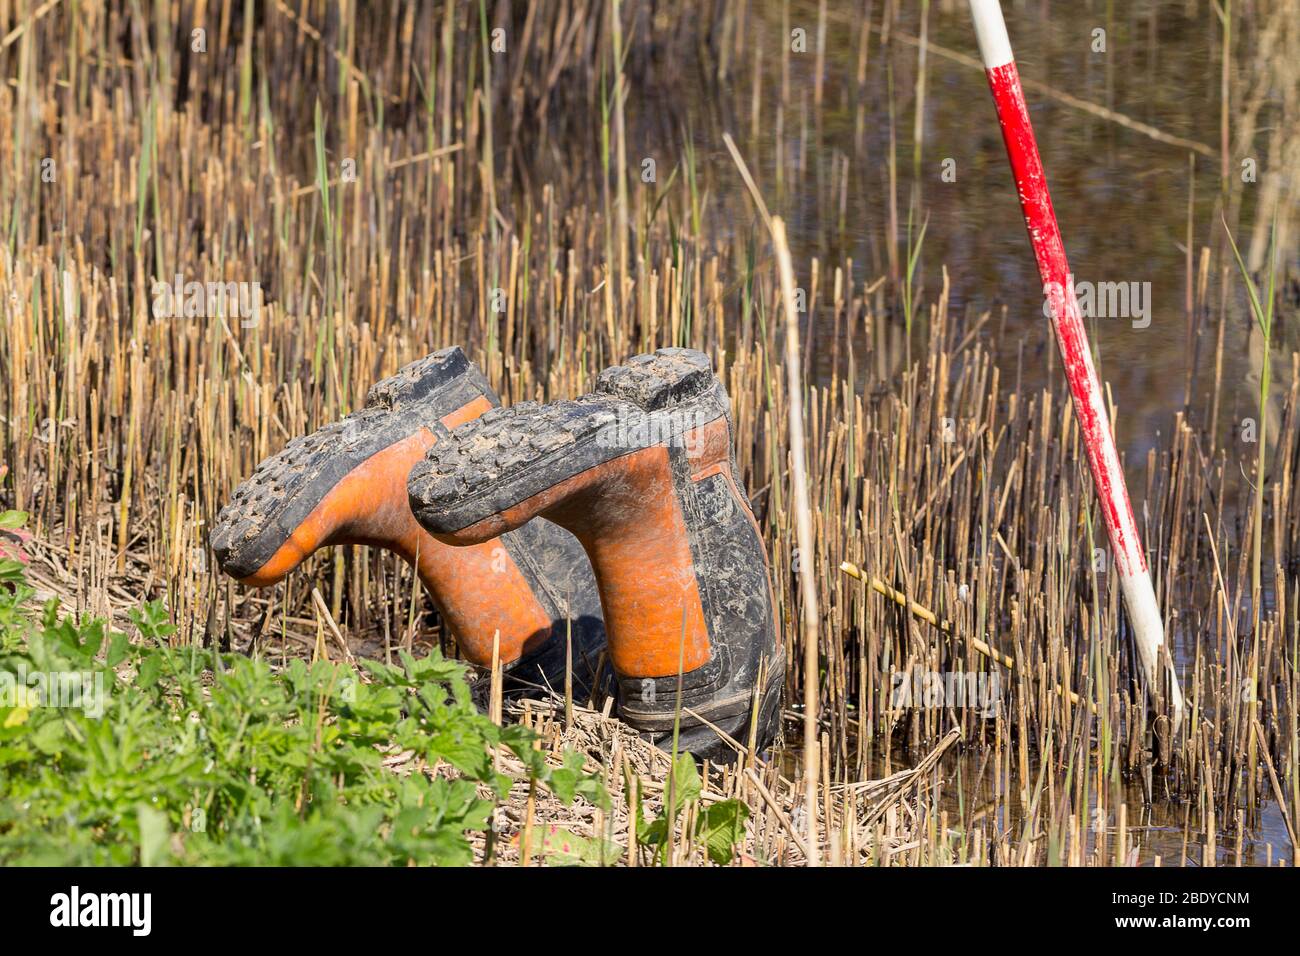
[[135, 601, 176, 642], [426, 725, 493, 780], [335, 686, 404, 737], [41, 598, 63, 629], [546, 750, 610, 811], [449, 677, 474, 708], [698, 799, 750, 865], [574, 774, 611, 812], [637, 814, 668, 847], [489, 770, 513, 801], [31, 716, 67, 755], [0, 558, 26, 585], [106, 629, 132, 668], [405, 648, 468, 686], [427, 777, 493, 830], [40, 615, 95, 668], [136, 653, 163, 690], [78, 619, 106, 662], [503, 735, 548, 780], [547, 750, 588, 803], [424, 826, 476, 867], [499, 723, 536, 752], [416, 680, 452, 715], [358, 657, 406, 686], [668, 753, 701, 812]]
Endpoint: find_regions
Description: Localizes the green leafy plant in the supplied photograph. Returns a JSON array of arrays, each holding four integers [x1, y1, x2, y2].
[[0, 512, 606, 866], [635, 753, 750, 865]]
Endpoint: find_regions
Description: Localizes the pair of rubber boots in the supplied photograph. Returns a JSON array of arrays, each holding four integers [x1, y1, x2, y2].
[[210, 347, 783, 760]]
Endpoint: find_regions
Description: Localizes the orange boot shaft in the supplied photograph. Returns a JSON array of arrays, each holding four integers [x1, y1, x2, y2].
[[447, 443, 711, 678], [408, 348, 783, 759]]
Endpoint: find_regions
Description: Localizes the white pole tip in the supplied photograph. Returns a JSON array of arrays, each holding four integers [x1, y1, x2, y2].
[[968, 0, 1014, 69]]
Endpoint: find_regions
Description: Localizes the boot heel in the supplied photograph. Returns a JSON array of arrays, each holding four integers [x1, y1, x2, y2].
[[363, 346, 477, 410], [594, 347, 714, 410]]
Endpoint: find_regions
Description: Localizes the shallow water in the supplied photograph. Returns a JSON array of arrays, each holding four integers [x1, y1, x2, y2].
[[612, 0, 1292, 454], [774, 735, 1293, 866]]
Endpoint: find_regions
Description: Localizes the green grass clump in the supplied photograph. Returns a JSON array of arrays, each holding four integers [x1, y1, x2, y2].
[[0, 512, 605, 866]]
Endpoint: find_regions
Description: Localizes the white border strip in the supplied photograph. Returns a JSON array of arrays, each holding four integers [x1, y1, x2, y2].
[[968, 0, 1014, 69]]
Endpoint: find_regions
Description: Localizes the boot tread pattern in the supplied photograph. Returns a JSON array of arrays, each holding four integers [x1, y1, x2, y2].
[[211, 349, 467, 564], [595, 347, 713, 410], [364, 347, 466, 410], [409, 396, 619, 507], [409, 349, 716, 512]]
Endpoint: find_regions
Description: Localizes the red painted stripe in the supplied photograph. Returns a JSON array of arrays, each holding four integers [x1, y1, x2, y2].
[[985, 60, 1147, 576]]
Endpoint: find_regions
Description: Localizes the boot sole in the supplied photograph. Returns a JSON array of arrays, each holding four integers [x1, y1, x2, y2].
[[211, 348, 489, 580], [651, 667, 784, 764], [408, 348, 723, 536]]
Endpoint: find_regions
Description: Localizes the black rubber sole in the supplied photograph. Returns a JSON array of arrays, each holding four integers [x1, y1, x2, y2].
[[646, 667, 784, 764], [211, 347, 486, 579]]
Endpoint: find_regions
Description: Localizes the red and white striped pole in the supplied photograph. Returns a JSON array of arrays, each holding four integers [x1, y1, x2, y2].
[[968, 0, 1184, 728]]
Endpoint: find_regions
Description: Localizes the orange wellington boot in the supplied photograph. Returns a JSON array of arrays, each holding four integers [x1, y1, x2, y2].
[[209, 348, 605, 691], [407, 348, 784, 761]]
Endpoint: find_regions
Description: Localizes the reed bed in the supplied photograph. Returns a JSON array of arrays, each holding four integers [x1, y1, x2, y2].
[[2, 0, 1298, 865]]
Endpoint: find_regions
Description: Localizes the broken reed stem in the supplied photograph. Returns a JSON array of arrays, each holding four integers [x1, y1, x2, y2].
[[310, 586, 355, 666], [838, 561, 1095, 714], [0, 0, 62, 51], [490, 628, 503, 726], [772, 216, 822, 866], [745, 767, 810, 859], [721, 130, 821, 865], [286, 143, 464, 200], [1252, 719, 1298, 863]]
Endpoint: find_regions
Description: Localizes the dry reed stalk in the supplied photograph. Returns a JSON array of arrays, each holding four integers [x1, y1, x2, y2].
[[771, 216, 823, 866]]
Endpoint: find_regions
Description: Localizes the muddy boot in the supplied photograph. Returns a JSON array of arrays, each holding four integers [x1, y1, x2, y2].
[[407, 348, 784, 762], [209, 347, 605, 694]]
